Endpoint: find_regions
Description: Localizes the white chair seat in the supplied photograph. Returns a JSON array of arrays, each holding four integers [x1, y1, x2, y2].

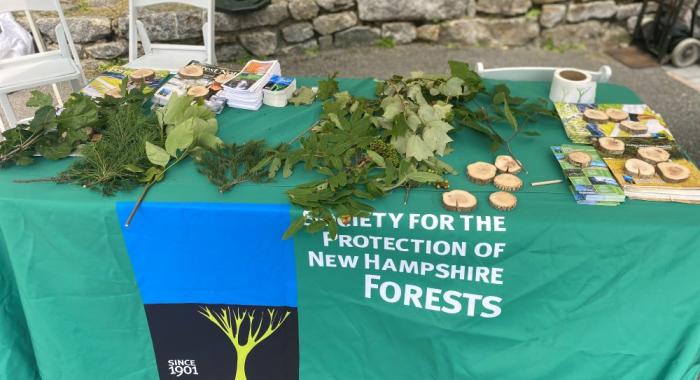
[[125, 46, 209, 72], [0, 51, 82, 93]]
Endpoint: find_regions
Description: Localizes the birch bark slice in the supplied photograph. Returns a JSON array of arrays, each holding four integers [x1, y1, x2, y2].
[[467, 162, 497, 184], [129, 68, 155, 82], [605, 108, 629, 122], [179, 65, 204, 79], [442, 190, 477, 212], [624, 158, 655, 179], [489, 191, 517, 211], [493, 173, 523, 192], [567, 151, 592, 167], [637, 146, 670, 164], [583, 109, 609, 123], [620, 120, 648, 134], [187, 86, 209, 99], [597, 137, 625, 155], [656, 162, 690, 183], [494, 155, 522, 174]]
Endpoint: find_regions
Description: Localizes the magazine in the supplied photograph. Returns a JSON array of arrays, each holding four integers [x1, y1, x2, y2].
[[555, 103, 673, 144], [598, 138, 700, 203], [551, 144, 626, 205], [80, 66, 169, 98], [222, 60, 281, 110]]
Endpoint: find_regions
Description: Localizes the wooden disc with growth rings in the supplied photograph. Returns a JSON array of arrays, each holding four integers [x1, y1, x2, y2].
[[597, 137, 625, 155], [656, 162, 690, 183], [467, 162, 497, 184], [620, 120, 647, 134], [605, 108, 629, 122], [583, 109, 609, 123], [442, 190, 478, 212], [129, 68, 155, 82], [566, 151, 592, 167], [489, 191, 517, 211], [637, 146, 670, 164], [494, 155, 522, 174], [624, 158, 655, 179], [187, 86, 209, 99], [493, 174, 523, 192], [179, 65, 204, 79]]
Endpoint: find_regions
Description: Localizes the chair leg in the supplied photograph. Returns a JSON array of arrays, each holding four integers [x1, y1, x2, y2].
[[69, 79, 83, 93], [0, 93, 17, 131]]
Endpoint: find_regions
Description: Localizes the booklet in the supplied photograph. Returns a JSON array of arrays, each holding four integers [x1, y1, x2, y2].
[[555, 103, 674, 144], [597, 138, 700, 204], [222, 60, 281, 110], [551, 144, 626, 205], [80, 66, 169, 98]]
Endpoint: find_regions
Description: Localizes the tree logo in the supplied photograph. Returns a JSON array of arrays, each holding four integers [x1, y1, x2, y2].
[[199, 307, 291, 380]]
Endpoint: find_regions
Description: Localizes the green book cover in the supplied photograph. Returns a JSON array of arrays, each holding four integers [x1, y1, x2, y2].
[[552, 144, 625, 204]]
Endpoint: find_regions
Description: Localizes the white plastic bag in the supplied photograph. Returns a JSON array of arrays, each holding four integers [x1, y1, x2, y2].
[[0, 12, 35, 60]]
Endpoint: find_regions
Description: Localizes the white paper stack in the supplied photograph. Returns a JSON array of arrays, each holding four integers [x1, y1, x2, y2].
[[222, 60, 281, 110]]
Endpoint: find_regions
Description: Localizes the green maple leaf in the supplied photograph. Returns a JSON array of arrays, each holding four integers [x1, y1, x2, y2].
[[405, 134, 432, 162], [26, 90, 53, 108], [317, 73, 339, 101], [290, 87, 317, 106]]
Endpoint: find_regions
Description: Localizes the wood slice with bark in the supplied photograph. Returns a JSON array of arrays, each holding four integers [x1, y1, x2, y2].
[[489, 191, 517, 211], [494, 155, 522, 174], [187, 86, 210, 99], [215, 72, 236, 84], [442, 190, 478, 212], [656, 162, 690, 183], [178, 65, 204, 79], [597, 137, 625, 155], [566, 151, 592, 167], [624, 158, 655, 179], [105, 88, 122, 98], [619, 120, 648, 134], [605, 108, 629, 122], [493, 173, 523, 192], [467, 162, 497, 184], [583, 109, 609, 123], [637, 146, 670, 164], [129, 68, 155, 82]]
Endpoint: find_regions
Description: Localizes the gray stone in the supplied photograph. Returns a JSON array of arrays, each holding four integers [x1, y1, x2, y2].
[[485, 17, 539, 46], [357, 0, 469, 21], [288, 0, 319, 20], [216, 43, 247, 62], [312, 11, 357, 35], [476, 0, 532, 16], [442, 18, 490, 45], [239, 30, 278, 56], [532, 0, 562, 3], [381, 22, 416, 44], [466, 0, 477, 17], [315, 0, 355, 11], [280, 39, 318, 55], [117, 10, 205, 41], [616, 2, 657, 21], [334, 26, 380, 48], [541, 20, 606, 46], [37, 17, 112, 43], [566, 1, 616, 23], [215, 4, 289, 32], [416, 24, 440, 42], [603, 24, 631, 46], [84, 40, 127, 59], [318, 35, 334, 49], [282, 22, 315, 43], [540, 4, 566, 28]]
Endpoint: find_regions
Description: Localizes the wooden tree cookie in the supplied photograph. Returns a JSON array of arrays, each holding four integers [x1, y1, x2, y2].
[[619, 120, 648, 134], [656, 162, 690, 183], [494, 155, 522, 174], [624, 158, 655, 179], [179, 65, 204, 79], [489, 191, 517, 211], [583, 109, 609, 123], [187, 86, 209, 99], [597, 137, 625, 155], [605, 108, 629, 122], [467, 162, 497, 184], [129, 68, 155, 82], [566, 151, 592, 167], [637, 146, 670, 164], [493, 173, 523, 192], [442, 190, 478, 212], [105, 88, 122, 98], [215, 72, 236, 84]]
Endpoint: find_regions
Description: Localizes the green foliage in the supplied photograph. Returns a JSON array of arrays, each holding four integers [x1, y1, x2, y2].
[[26, 91, 53, 108], [317, 73, 340, 101], [289, 87, 317, 106], [375, 37, 396, 48]]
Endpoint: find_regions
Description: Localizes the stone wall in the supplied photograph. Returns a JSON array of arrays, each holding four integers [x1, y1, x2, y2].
[[19, 0, 657, 63]]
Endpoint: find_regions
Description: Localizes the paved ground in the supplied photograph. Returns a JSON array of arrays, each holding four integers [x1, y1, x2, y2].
[[4, 44, 700, 163], [665, 64, 700, 92]]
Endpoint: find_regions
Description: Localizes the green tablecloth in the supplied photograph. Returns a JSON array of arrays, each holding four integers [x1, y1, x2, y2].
[[1, 78, 699, 380]]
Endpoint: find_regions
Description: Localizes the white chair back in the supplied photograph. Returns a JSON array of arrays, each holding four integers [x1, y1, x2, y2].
[[0, 0, 59, 12], [475, 63, 613, 83], [128, 0, 215, 65]]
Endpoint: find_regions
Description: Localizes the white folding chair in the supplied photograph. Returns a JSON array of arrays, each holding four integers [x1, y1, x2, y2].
[[475, 62, 613, 83], [0, 0, 86, 132], [126, 0, 216, 72]]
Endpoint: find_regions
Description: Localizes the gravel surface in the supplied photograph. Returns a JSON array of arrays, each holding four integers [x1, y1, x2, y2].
[[4, 44, 699, 162]]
